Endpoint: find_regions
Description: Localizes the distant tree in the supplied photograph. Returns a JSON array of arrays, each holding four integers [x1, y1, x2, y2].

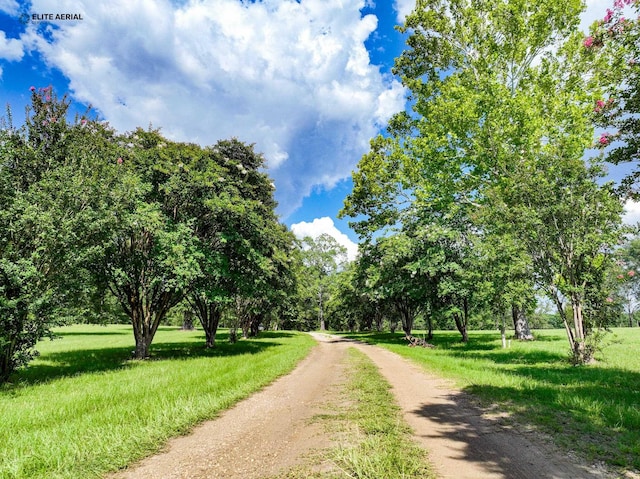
[[299, 234, 347, 331]]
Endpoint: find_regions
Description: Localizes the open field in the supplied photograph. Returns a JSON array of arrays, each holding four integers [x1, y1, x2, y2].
[[0, 325, 315, 479], [342, 328, 640, 473]]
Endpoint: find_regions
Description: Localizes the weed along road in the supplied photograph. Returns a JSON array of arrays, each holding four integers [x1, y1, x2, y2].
[[111, 333, 609, 479]]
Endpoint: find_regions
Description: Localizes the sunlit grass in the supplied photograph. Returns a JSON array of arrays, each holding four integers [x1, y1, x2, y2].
[[342, 328, 640, 472], [0, 325, 315, 479]]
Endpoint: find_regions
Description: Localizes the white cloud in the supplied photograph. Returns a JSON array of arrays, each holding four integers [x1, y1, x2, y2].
[[291, 217, 359, 262], [0, 31, 23, 61], [20, 0, 405, 218], [393, 0, 414, 23], [0, 0, 18, 15], [623, 200, 640, 226]]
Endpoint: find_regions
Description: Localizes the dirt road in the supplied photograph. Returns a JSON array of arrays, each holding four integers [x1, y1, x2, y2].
[[110, 333, 611, 478]]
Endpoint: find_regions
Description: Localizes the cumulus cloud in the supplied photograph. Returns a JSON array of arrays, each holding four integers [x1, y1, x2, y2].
[[623, 200, 640, 227], [291, 217, 359, 262], [19, 0, 405, 217], [0, 31, 23, 61], [0, 0, 18, 15], [393, 0, 415, 23]]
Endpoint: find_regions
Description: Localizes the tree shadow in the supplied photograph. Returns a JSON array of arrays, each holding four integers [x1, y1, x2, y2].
[[410, 390, 604, 478], [54, 329, 131, 337], [4, 331, 283, 390], [462, 364, 640, 471]]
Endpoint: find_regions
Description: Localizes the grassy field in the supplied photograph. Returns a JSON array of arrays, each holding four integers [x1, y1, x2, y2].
[[0, 325, 315, 479], [342, 328, 640, 473]]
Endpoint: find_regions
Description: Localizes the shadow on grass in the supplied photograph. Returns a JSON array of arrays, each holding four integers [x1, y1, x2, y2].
[[342, 331, 566, 364], [54, 329, 131, 337], [343, 331, 640, 471], [5, 331, 286, 389], [462, 363, 640, 471]]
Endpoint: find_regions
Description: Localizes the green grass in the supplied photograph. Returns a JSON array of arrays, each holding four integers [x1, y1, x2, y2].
[[341, 328, 640, 473], [279, 348, 434, 479], [0, 324, 315, 479]]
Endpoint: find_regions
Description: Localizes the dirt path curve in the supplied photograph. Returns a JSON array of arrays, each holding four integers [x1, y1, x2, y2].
[[110, 333, 609, 479]]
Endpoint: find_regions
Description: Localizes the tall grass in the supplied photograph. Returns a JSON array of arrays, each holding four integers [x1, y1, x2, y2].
[[343, 328, 640, 472], [0, 325, 315, 479]]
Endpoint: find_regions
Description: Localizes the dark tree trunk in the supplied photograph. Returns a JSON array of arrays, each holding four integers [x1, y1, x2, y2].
[[192, 296, 221, 348], [181, 310, 195, 331], [374, 307, 384, 332], [127, 291, 173, 359], [512, 305, 534, 340], [394, 298, 416, 337], [454, 298, 469, 343], [249, 314, 261, 337], [426, 315, 433, 341]]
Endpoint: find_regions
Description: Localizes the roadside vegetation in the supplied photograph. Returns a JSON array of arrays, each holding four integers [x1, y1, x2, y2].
[[343, 328, 640, 472], [0, 325, 315, 479]]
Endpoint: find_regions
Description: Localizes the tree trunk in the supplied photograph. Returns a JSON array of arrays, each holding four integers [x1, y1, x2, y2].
[[130, 302, 157, 359], [229, 327, 238, 343], [390, 318, 397, 333], [512, 305, 534, 340], [181, 310, 195, 330], [571, 294, 588, 363], [318, 288, 325, 331], [453, 298, 469, 342], [374, 307, 384, 332], [426, 315, 433, 341], [192, 296, 221, 348], [453, 312, 469, 342], [249, 314, 261, 337]]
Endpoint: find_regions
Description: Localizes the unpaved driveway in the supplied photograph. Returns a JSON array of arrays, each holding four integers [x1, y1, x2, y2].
[[110, 333, 611, 479]]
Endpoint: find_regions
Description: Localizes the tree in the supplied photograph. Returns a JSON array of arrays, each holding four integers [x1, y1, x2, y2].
[[583, 0, 640, 193], [299, 234, 347, 331], [179, 139, 288, 346], [343, 0, 623, 362], [616, 236, 640, 326], [0, 88, 81, 380]]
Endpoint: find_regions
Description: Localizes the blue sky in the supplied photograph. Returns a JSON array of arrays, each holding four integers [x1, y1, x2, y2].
[[0, 0, 634, 259]]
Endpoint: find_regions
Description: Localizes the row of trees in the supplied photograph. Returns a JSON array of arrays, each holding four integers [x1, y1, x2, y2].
[[333, 0, 640, 364], [2, 0, 638, 377], [0, 88, 299, 380]]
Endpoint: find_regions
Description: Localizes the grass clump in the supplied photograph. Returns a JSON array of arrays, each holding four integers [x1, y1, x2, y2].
[[332, 348, 434, 478], [0, 324, 315, 479], [298, 348, 434, 479], [342, 328, 640, 473]]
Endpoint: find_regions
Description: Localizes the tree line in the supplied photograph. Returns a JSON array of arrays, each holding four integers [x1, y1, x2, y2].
[[332, 0, 639, 364], [2, 0, 639, 379], [0, 88, 306, 380]]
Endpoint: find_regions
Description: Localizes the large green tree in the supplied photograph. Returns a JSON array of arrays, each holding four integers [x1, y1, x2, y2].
[[0, 88, 85, 380], [343, 0, 623, 363]]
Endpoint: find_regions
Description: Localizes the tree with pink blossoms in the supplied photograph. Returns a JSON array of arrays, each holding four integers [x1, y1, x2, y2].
[[585, 0, 640, 194]]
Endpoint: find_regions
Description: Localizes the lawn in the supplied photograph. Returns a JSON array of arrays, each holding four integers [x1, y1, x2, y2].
[[342, 328, 640, 473], [0, 325, 315, 479]]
